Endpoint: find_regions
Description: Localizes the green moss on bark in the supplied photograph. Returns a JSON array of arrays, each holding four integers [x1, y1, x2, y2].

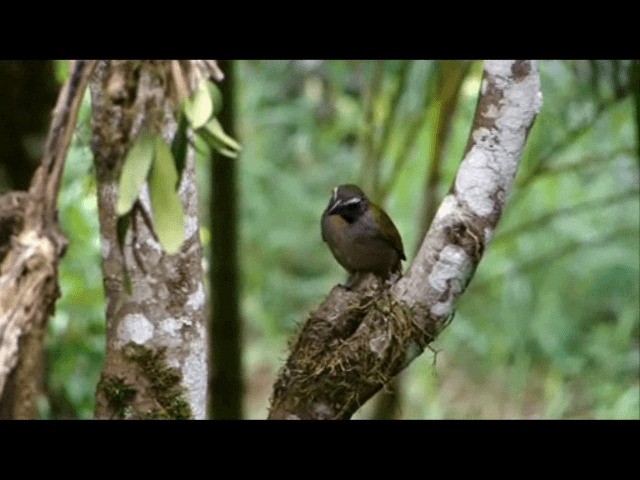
[[123, 342, 192, 420], [101, 376, 137, 419]]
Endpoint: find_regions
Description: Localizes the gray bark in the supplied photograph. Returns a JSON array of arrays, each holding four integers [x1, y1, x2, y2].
[[269, 60, 542, 419], [90, 61, 209, 419]]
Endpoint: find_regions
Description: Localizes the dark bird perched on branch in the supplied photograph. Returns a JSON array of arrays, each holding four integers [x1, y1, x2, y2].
[[321, 184, 405, 288]]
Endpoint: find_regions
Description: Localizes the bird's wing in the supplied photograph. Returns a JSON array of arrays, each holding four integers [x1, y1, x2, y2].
[[374, 207, 406, 260]]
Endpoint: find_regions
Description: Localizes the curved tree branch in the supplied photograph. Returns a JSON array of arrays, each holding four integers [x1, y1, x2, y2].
[[0, 60, 97, 417], [268, 60, 542, 420]]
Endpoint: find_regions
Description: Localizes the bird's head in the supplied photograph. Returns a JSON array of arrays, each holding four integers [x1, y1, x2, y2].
[[325, 184, 369, 223]]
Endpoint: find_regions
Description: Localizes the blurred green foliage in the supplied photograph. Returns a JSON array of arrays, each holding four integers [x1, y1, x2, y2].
[[41, 90, 104, 418], [44, 60, 638, 419]]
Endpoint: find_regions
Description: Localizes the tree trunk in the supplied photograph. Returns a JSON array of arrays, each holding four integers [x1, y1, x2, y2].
[[90, 61, 209, 419], [268, 60, 542, 420], [209, 60, 243, 419], [0, 61, 96, 418]]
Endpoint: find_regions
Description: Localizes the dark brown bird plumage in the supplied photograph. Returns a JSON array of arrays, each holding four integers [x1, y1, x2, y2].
[[321, 184, 405, 280]]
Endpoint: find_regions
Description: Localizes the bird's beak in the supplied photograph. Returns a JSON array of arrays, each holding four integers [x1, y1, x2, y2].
[[328, 199, 342, 215]]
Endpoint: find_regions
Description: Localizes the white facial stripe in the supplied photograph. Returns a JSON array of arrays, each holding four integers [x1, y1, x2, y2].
[[332, 187, 338, 201], [328, 198, 342, 213], [341, 197, 362, 207]]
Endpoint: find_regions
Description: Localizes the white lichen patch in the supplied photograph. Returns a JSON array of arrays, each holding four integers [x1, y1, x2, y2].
[[433, 195, 458, 224], [431, 300, 454, 317], [160, 317, 182, 336], [369, 333, 388, 356], [166, 357, 180, 369], [158, 316, 192, 348], [312, 403, 333, 419], [455, 61, 541, 219], [185, 214, 198, 240], [181, 325, 207, 420], [144, 236, 162, 253], [484, 227, 494, 245], [484, 103, 501, 119], [116, 314, 154, 347], [456, 144, 501, 217], [484, 60, 515, 78], [187, 282, 205, 310], [428, 245, 469, 293], [101, 239, 111, 259]]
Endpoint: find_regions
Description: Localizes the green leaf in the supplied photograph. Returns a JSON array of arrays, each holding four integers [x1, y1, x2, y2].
[[171, 112, 189, 181], [204, 117, 241, 151], [183, 81, 213, 129], [55, 60, 69, 85], [198, 117, 241, 158], [196, 126, 237, 158], [207, 81, 223, 116], [188, 136, 211, 156], [148, 135, 185, 254], [116, 213, 131, 253], [117, 130, 155, 216]]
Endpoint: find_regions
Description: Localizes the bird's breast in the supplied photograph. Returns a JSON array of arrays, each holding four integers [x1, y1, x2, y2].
[[321, 213, 399, 275]]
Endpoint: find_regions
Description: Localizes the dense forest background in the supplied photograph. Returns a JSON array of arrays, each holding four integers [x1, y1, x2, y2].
[[0, 60, 637, 419]]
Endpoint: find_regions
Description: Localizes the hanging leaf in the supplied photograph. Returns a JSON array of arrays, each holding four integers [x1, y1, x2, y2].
[[197, 117, 241, 158], [171, 111, 189, 182], [148, 135, 185, 254], [188, 136, 211, 156], [116, 213, 131, 253], [197, 126, 237, 158], [116, 130, 155, 216], [183, 81, 213, 129], [207, 80, 223, 116]]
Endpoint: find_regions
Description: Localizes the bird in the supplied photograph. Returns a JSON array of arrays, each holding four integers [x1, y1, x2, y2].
[[321, 184, 406, 287]]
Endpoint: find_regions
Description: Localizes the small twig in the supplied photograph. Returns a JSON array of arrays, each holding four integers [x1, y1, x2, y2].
[[26, 60, 97, 226], [170, 60, 190, 102], [202, 60, 225, 82]]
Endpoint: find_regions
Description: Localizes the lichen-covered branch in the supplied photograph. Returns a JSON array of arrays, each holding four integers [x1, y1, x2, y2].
[[0, 61, 97, 418], [269, 60, 542, 420], [90, 61, 210, 419]]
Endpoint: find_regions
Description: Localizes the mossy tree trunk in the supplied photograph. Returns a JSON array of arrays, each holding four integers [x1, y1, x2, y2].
[[90, 61, 209, 419], [269, 60, 542, 420]]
